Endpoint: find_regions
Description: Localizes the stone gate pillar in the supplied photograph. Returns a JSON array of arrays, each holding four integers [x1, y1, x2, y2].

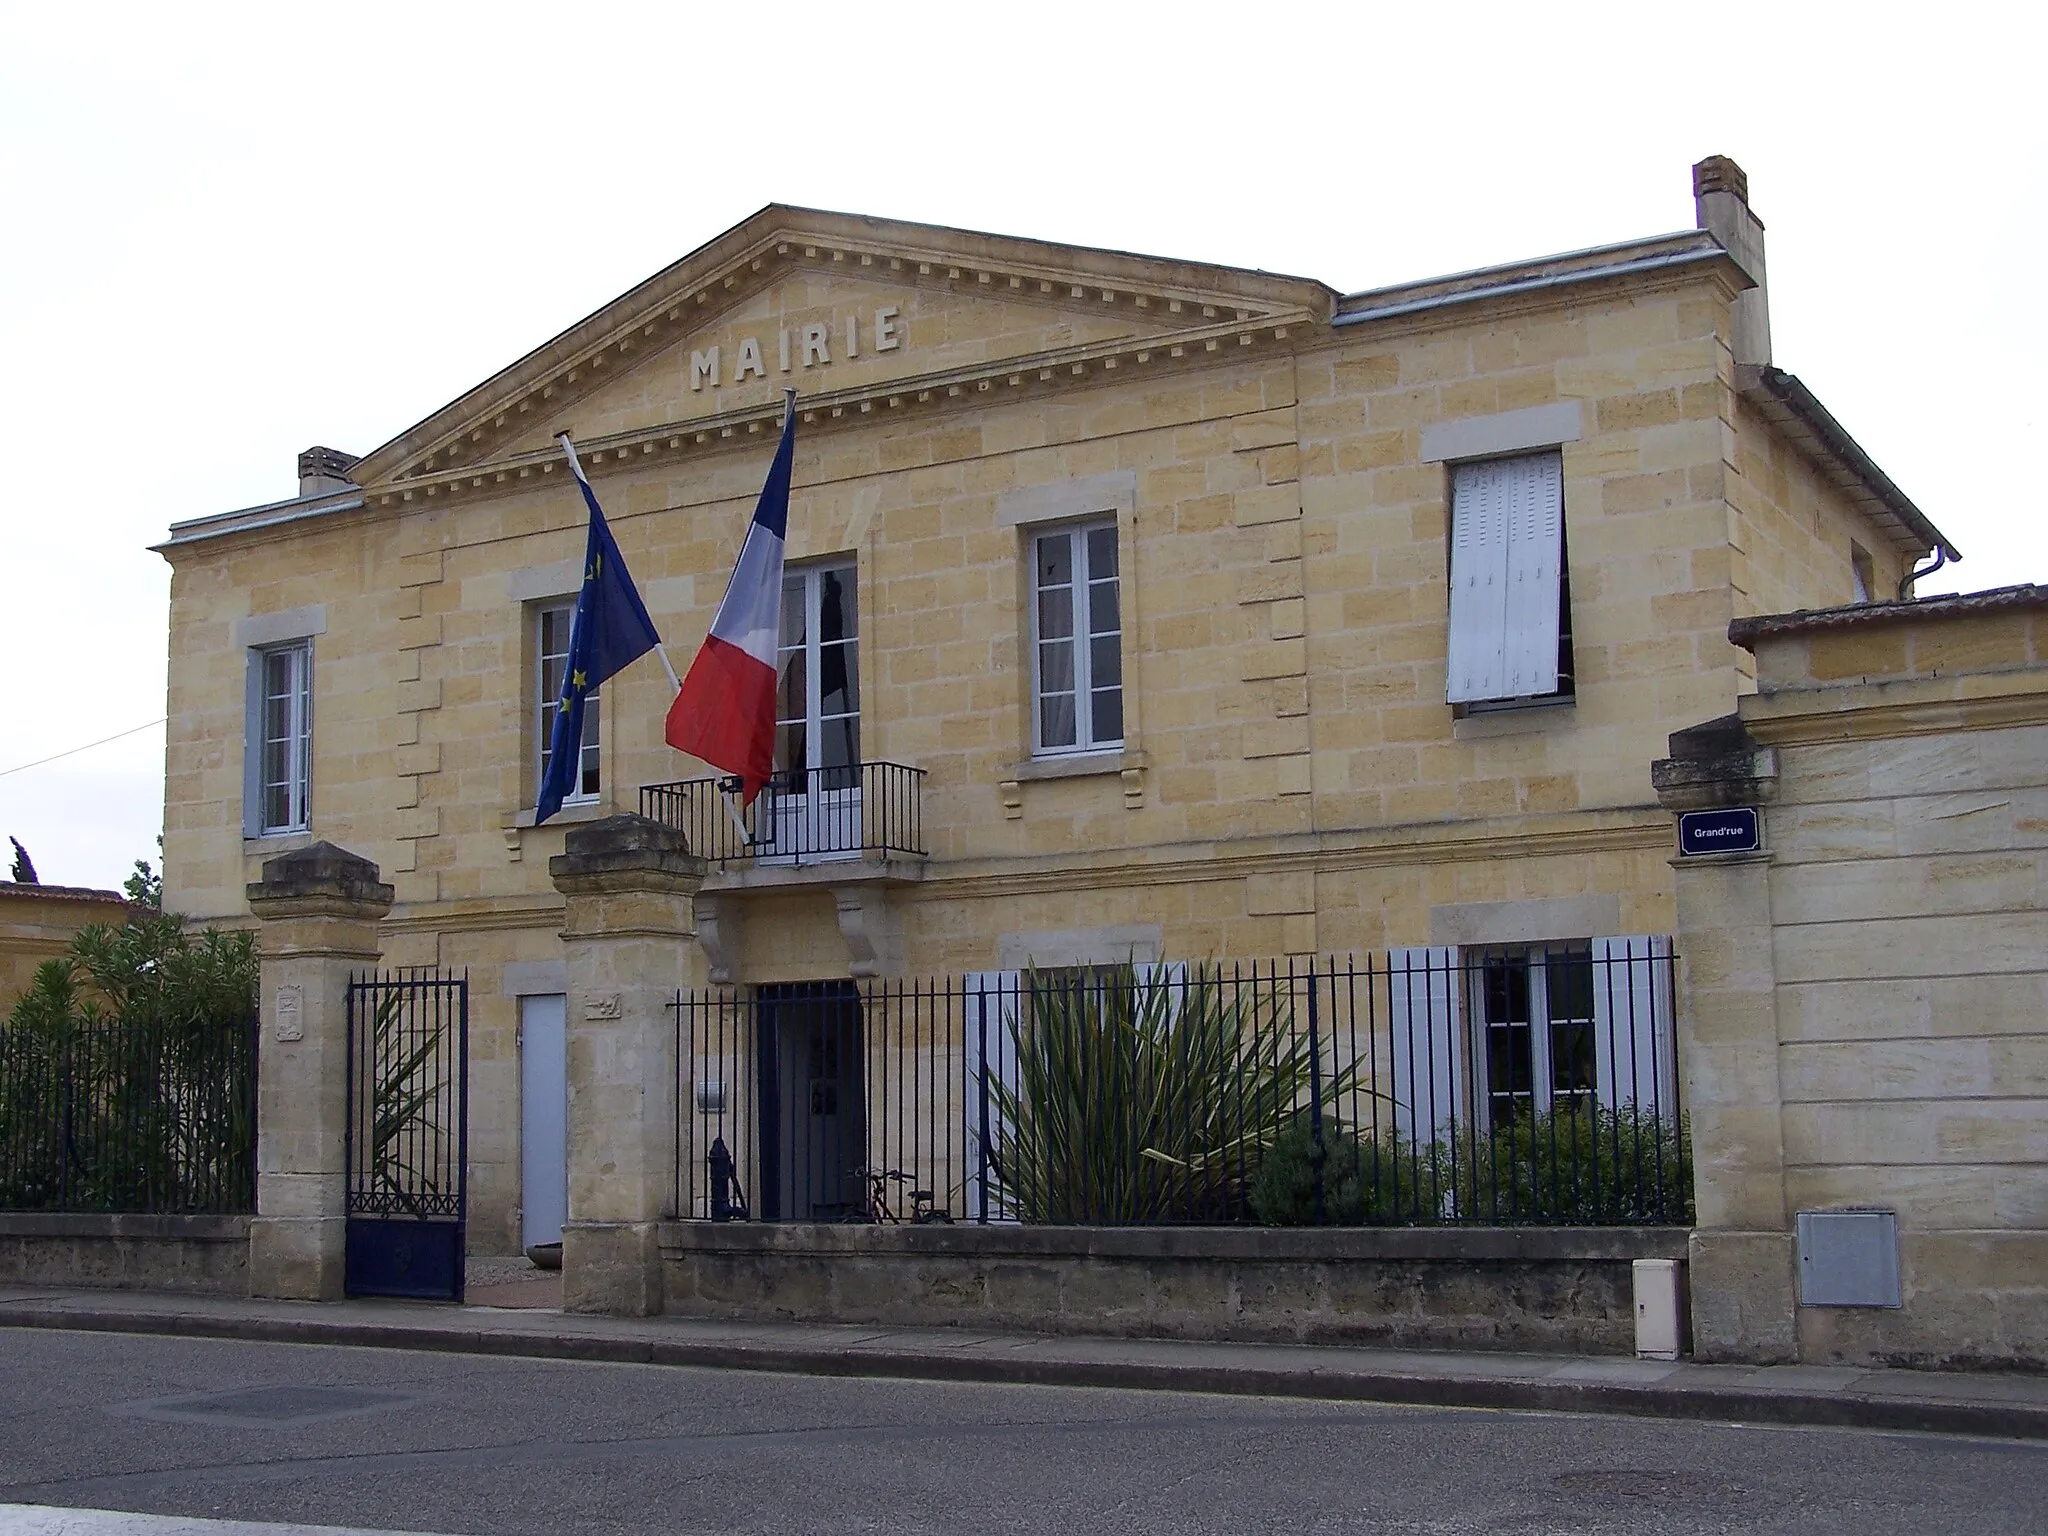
[[1653, 717, 1795, 1363], [244, 842, 393, 1300], [548, 814, 706, 1317]]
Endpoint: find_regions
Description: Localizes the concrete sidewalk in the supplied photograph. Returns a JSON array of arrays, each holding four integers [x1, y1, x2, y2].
[[3, 1282, 2045, 1442]]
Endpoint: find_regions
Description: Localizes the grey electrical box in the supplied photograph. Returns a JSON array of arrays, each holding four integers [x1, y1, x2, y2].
[[1797, 1209, 1902, 1307]]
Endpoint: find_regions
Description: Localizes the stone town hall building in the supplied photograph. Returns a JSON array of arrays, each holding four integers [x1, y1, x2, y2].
[[156, 158, 1955, 1253]]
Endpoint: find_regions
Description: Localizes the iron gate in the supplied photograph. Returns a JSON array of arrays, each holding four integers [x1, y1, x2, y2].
[[344, 970, 468, 1300]]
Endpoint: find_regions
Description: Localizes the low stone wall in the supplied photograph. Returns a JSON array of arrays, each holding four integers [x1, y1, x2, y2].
[[0, 1213, 250, 1294], [659, 1223, 1687, 1354]]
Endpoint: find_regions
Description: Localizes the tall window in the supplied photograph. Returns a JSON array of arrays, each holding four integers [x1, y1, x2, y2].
[[256, 641, 312, 835], [537, 603, 600, 802], [1474, 946, 1597, 1125], [1445, 451, 1575, 706], [1031, 521, 1122, 755], [776, 563, 859, 792]]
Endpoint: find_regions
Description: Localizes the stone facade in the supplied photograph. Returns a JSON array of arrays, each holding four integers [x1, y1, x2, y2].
[[1659, 588, 2048, 1368], [155, 160, 1950, 1256]]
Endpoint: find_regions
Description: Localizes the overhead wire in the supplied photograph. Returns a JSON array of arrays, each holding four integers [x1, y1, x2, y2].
[[0, 718, 168, 780]]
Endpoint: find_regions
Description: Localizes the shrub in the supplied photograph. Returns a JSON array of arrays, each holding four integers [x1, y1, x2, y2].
[[0, 910, 257, 1213], [1432, 1104, 1693, 1225]]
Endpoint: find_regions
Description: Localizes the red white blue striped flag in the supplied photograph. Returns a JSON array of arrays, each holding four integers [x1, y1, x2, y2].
[[664, 400, 796, 806]]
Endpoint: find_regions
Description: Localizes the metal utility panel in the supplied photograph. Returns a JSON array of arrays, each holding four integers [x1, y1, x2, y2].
[[1797, 1209, 1902, 1307]]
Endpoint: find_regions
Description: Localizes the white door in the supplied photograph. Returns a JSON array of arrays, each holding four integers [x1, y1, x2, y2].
[[762, 562, 861, 864], [519, 994, 568, 1251]]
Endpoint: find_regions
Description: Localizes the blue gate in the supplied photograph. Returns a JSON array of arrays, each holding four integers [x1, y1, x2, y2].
[[344, 970, 468, 1301]]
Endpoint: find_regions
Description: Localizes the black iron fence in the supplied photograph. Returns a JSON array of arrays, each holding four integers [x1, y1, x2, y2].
[[675, 947, 1688, 1228], [0, 1011, 257, 1213], [640, 760, 926, 868]]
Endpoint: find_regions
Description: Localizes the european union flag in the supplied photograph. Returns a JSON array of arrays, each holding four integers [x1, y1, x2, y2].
[[536, 437, 664, 824]]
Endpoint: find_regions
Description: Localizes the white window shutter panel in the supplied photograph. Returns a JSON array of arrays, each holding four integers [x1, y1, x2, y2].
[[1388, 947, 1462, 1145], [1500, 453, 1565, 697], [1591, 936, 1677, 1114], [1445, 463, 1512, 702], [963, 971, 1022, 1222]]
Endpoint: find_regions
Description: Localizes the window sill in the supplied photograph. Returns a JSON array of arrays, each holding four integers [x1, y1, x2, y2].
[[243, 830, 313, 853], [506, 799, 611, 831], [1009, 749, 1145, 783], [1451, 696, 1575, 740]]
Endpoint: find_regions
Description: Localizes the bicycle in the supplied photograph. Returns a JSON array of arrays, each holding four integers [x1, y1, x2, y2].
[[843, 1166, 954, 1224]]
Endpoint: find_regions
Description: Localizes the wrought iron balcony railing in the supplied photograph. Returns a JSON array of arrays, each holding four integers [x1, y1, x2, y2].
[[640, 760, 927, 869]]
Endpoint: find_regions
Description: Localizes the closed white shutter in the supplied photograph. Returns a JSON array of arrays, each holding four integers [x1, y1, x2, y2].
[[1446, 453, 1565, 702], [1387, 947, 1462, 1145], [1591, 936, 1678, 1115], [1446, 463, 1512, 703], [1501, 453, 1564, 697], [963, 971, 1022, 1222]]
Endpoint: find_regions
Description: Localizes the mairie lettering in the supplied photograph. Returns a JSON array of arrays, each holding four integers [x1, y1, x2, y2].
[[690, 307, 901, 391]]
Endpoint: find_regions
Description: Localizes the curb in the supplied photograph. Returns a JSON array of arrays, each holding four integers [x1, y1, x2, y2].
[[3, 1304, 2043, 1443]]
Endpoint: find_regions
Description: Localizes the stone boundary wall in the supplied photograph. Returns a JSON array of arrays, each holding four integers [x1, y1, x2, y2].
[[0, 1214, 250, 1294], [659, 1223, 1686, 1354]]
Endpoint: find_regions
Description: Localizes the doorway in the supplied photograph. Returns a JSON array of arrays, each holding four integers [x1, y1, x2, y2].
[[519, 993, 568, 1252], [754, 981, 865, 1220]]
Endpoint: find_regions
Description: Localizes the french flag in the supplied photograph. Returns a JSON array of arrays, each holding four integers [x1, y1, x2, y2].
[[664, 401, 796, 805]]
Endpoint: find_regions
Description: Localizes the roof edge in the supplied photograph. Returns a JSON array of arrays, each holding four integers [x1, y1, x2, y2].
[[1333, 230, 1729, 327], [156, 488, 366, 554], [1729, 584, 2048, 648], [1737, 366, 1959, 563]]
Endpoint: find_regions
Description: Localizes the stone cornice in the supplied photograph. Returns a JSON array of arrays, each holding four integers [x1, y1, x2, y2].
[[359, 812, 1673, 932], [349, 308, 1316, 515], [1739, 672, 2048, 747], [905, 810, 1672, 903]]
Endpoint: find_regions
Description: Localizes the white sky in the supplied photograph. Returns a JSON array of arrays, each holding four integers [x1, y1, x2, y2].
[[1, 1, 2041, 892]]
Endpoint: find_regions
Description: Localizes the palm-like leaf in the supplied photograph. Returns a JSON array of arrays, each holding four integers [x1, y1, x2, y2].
[[985, 964, 1368, 1224]]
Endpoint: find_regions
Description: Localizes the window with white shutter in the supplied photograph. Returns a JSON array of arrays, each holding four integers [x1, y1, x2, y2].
[[1445, 451, 1573, 706]]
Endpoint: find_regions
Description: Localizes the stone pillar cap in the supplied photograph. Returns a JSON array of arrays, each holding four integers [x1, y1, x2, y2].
[[1651, 713, 1779, 811], [549, 814, 703, 889], [246, 841, 395, 913]]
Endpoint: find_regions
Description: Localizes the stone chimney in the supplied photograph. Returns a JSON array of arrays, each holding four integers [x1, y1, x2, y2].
[[297, 446, 359, 498], [1693, 155, 1770, 369]]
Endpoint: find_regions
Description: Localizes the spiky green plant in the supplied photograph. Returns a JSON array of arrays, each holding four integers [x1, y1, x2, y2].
[[358, 984, 453, 1219], [984, 963, 1369, 1224]]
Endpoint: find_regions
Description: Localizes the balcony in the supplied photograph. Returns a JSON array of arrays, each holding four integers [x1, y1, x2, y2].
[[639, 760, 927, 872]]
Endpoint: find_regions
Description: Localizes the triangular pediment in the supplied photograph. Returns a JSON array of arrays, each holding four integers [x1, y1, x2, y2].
[[346, 206, 1334, 489]]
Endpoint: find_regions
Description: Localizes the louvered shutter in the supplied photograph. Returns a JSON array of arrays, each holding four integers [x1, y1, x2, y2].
[[963, 971, 1022, 1222], [1447, 453, 1565, 702], [1501, 453, 1565, 697], [1388, 947, 1463, 1145], [1591, 936, 1678, 1116], [1446, 463, 1512, 702]]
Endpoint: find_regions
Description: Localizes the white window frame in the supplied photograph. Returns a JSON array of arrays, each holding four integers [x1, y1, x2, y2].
[[1467, 944, 1599, 1127], [1030, 519, 1124, 757], [1445, 450, 1572, 708], [248, 639, 312, 837], [536, 601, 600, 806], [774, 560, 861, 792]]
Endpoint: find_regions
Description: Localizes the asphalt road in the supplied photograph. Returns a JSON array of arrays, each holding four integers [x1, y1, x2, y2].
[[1, 1329, 2044, 1535]]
